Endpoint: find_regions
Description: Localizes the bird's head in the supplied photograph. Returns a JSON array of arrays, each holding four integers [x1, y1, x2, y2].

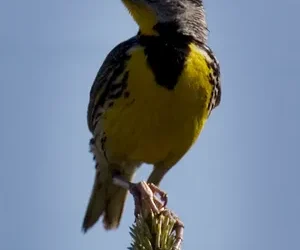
[[121, 0, 208, 43]]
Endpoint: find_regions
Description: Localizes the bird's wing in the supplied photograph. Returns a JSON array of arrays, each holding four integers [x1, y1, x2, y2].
[[201, 43, 221, 115], [87, 36, 139, 133]]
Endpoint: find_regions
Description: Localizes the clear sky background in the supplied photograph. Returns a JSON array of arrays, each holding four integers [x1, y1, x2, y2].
[[1, 1, 299, 250]]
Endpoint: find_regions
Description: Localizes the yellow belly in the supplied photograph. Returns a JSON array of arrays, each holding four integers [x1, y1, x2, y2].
[[102, 44, 213, 164]]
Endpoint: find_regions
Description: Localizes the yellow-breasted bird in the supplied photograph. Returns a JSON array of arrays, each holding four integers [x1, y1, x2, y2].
[[82, 0, 221, 232]]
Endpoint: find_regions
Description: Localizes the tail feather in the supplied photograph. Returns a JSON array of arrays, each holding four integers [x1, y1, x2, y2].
[[82, 172, 106, 232], [82, 168, 134, 232], [103, 183, 129, 229]]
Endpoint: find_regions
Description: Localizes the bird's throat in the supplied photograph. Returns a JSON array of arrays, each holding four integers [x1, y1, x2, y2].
[[122, 0, 158, 36]]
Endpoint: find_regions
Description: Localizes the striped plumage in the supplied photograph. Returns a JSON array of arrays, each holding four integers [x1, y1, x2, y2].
[[83, 0, 221, 232]]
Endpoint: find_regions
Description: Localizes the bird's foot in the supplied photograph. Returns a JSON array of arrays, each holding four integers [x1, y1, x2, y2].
[[130, 182, 184, 249], [112, 175, 167, 216], [160, 209, 184, 250], [129, 181, 168, 216], [112, 176, 183, 249]]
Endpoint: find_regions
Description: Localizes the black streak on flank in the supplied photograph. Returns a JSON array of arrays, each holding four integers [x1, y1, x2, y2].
[[100, 135, 108, 160], [208, 73, 214, 85], [91, 54, 131, 131], [139, 22, 193, 90], [108, 71, 129, 99]]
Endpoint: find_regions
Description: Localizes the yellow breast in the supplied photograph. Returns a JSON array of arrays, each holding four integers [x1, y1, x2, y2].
[[102, 43, 213, 164]]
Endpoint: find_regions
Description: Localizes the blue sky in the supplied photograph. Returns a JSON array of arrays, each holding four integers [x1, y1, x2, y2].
[[1, 1, 299, 250]]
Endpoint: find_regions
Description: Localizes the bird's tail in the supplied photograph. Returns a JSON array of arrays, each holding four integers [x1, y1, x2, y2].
[[82, 167, 135, 231]]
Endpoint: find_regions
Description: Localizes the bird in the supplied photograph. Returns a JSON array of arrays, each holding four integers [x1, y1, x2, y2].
[[82, 0, 221, 232]]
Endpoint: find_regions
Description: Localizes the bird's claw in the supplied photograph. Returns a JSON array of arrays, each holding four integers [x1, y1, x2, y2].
[[112, 176, 183, 249], [129, 181, 168, 216], [160, 209, 184, 250]]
